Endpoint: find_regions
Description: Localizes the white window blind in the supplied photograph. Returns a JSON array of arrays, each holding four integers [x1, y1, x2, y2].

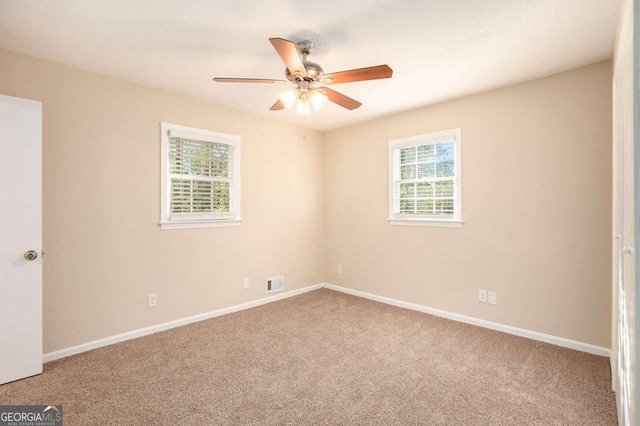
[[388, 129, 462, 227], [168, 135, 234, 216], [160, 123, 241, 229]]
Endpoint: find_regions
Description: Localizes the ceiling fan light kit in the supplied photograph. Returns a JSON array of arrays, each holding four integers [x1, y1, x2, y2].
[[213, 37, 393, 116], [280, 87, 328, 116]]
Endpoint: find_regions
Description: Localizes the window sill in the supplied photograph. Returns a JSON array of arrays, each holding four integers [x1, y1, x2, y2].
[[388, 218, 463, 228], [159, 219, 242, 230]]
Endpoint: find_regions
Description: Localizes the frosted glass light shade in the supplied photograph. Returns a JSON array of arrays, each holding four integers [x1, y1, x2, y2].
[[311, 90, 328, 111], [279, 89, 298, 109], [295, 100, 311, 116]]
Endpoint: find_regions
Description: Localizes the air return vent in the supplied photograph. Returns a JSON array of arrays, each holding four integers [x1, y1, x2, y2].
[[266, 276, 284, 294]]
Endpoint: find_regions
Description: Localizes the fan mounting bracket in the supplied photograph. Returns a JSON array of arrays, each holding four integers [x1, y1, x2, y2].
[[296, 40, 314, 58]]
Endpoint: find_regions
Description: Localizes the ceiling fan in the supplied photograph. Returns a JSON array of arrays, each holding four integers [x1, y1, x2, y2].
[[213, 38, 393, 116]]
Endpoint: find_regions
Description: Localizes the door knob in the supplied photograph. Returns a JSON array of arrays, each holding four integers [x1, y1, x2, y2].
[[24, 250, 38, 261]]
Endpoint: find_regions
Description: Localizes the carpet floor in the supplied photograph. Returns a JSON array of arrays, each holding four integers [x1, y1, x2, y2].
[[0, 289, 617, 425]]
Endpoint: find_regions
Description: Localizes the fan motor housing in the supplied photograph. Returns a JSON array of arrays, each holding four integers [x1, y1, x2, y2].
[[286, 61, 324, 83]]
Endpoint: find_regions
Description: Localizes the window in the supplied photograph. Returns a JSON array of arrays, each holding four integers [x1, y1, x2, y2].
[[388, 128, 462, 227], [160, 122, 241, 229]]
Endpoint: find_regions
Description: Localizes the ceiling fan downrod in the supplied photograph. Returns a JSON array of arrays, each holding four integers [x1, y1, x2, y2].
[[285, 40, 324, 84]]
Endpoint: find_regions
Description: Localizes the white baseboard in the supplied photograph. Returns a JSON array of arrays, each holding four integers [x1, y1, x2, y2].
[[322, 283, 611, 357], [43, 283, 323, 363], [44, 281, 610, 363]]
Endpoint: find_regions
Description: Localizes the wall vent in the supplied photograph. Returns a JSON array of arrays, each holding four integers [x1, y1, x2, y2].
[[266, 276, 284, 294]]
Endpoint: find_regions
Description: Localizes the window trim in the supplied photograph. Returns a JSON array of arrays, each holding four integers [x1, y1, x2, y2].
[[388, 128, 463, 228], [159, 122, 241, 230]]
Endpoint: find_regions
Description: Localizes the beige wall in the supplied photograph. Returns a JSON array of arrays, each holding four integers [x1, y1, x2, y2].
[[0, 48, 325, 353], [323, 61, 613, 348], [0, 47, 613, 353]]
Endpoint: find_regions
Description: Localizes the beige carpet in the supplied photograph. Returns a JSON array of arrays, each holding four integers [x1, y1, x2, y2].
[[0, 289, 617, 425]]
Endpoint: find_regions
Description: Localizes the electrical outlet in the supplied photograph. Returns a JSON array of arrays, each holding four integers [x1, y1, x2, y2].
[[337, 265, 343, 274], [243, 277, 250, 289], [148, 293, 158, 308], [478, 289, 487, 303], [488, 291, 497, 305]]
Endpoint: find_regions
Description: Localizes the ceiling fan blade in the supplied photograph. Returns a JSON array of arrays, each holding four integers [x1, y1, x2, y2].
[[322, 65, 393, 85], [269, 38, 308, 79], [213, 77, 287, 84], [270, 99, 285, 110], [323, 87, 362, 110]]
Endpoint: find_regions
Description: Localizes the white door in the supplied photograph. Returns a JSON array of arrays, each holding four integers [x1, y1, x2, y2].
[[611, 1, 638, 423], [0, 94, 42, 385]]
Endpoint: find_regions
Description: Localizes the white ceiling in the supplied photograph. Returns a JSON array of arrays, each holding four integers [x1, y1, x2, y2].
[[0, 0, 621, 132]]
